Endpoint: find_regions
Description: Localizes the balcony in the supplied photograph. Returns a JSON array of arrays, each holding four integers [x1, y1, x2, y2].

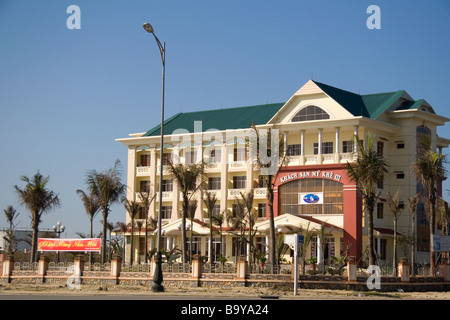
[[228, 188, 245, 198], [136, 166, 150, 177]]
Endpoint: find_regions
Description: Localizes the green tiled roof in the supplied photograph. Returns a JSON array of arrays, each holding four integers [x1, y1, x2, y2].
[[143, 103, 284, 136], [313, 81, 409, 119], [143, 81, 426, 136]]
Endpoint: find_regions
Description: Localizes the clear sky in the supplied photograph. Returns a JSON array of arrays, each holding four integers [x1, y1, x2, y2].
[[0, 0, 449, 238]]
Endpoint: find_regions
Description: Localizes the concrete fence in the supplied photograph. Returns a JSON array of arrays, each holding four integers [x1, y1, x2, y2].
[[2, 255, 450, 292]]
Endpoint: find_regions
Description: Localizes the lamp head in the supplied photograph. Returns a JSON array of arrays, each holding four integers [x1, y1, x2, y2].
[[143, 22, 154, 33]]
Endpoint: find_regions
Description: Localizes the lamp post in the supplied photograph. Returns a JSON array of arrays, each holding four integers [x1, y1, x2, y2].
[[143, 22, 165, 292], [53, 221, 65, 263]]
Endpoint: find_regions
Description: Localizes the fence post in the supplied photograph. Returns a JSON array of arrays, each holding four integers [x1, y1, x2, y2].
[[398, 257, 410, 282], [191, 255, 202, 287], [74, 255, 84, 282], [110, 255, 122, 284], [38, 256, 49, 277], [1, 255, 14, 283], [347, 256, 357, 282], [236, 256, 248, 286], [438, 263, 450, 281]]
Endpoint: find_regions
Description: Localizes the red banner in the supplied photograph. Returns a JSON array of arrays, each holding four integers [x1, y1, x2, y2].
[[38, 238, 101, 252]]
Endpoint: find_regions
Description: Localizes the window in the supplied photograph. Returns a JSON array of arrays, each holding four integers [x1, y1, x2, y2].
[[162, 153, 172, 165], [140, 180, 150, 193], [189, 237, 202, 255], [257, 203, 266, 218], [208, 148, 221, 163], [396, 173, 405, 179], [212, 205, 221, 217], [258, 175, 268, 188], [397, 143, 405, 149], [342, 140, 354, 153], [313, 142, 333, 154], [292, 106, 330, 122], [162, 179, 173, 192], [234, 146, 248, 162], [377, 141, 384, 158], [140, 154, 151, 166], [377, 202, 384, 219], [208, 177, 221, 190], [279, 178, 343, 215], [287, 144, 301, 156], [232, 176, 246, 189], [375, 239, 387, 260], [185, 150, 197, 164], [161, 206, 172, 219]]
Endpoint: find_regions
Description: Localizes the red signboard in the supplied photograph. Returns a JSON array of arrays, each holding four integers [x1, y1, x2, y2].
[[38, 238, 101, 252]]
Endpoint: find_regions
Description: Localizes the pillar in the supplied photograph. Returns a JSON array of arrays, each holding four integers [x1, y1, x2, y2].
[[236, 256, 248, 280], [438, 263, 450, 281], [191, 255, 202, 287], [347, 256, 357, 281], [343, 185, 362, 262], [111, 256, 122, 284], [1, 255, 13, 283], [38, 256, 49, 277], [398, 258, 410, 282]]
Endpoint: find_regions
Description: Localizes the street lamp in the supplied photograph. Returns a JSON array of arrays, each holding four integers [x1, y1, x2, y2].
[[143, 22, 165, 292], [53, 221, 65, 263]]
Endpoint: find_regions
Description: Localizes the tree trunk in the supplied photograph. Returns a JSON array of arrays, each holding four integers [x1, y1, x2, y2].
[[393, 219, 397, 276], [366, 199, 376, 266], [181, 197, 188, 263], [430, 194, 436, 276], [101, 211, 108, 264], [30, 217, 39, 263]]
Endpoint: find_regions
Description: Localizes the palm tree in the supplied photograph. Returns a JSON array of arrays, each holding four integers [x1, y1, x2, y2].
[[115, 221, 128, 260], [345, 135, 388, 266], [86, 160, 125, 263], [187, 199, 197, 262], [203, 192, 218, 263], [135, 220, 144, 264], [251, 123, 287, 266], [387, 191, 404, 275], [412, 139, 446, 275], [166, 161, 204, 263], [239, 189, 258, 265], [211, 211, 226, 258], [3, 205, 19, 231], [227, 200, 247, 262], [76, 189, 100, 263], [15, 172, 61, 263], [137, 191, 156, 263], [123, 198, 140, 265], [408, 193, 419, 276]]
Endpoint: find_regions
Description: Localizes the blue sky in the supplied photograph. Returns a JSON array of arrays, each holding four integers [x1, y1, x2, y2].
[[0, 0, 449, 237]]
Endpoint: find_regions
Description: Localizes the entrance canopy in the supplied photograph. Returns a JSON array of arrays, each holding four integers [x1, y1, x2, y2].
[[255, 213, 343, 234]]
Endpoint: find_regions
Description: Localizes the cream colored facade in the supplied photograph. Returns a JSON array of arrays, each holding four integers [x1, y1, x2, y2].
[[116, 79, 449, 267]]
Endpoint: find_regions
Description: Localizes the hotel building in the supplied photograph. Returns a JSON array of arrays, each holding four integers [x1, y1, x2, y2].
[[116, 79, 449, 266]]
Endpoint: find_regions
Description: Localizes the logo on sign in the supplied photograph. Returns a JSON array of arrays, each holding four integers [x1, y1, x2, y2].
[[303, 194, 320, 204]]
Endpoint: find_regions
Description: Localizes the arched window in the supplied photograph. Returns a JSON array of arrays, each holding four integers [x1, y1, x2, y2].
[[292, 106, 330, 122]]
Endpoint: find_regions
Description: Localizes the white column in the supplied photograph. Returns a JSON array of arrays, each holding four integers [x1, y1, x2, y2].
[[335, 127, 340, 154], [354, 125, 359, 153], [317, 236, 323, 265], [283, 132, 288, 155], [335, 127, 340, 163], [318, 128, 323, 155], [300, 130, 305, 155]]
